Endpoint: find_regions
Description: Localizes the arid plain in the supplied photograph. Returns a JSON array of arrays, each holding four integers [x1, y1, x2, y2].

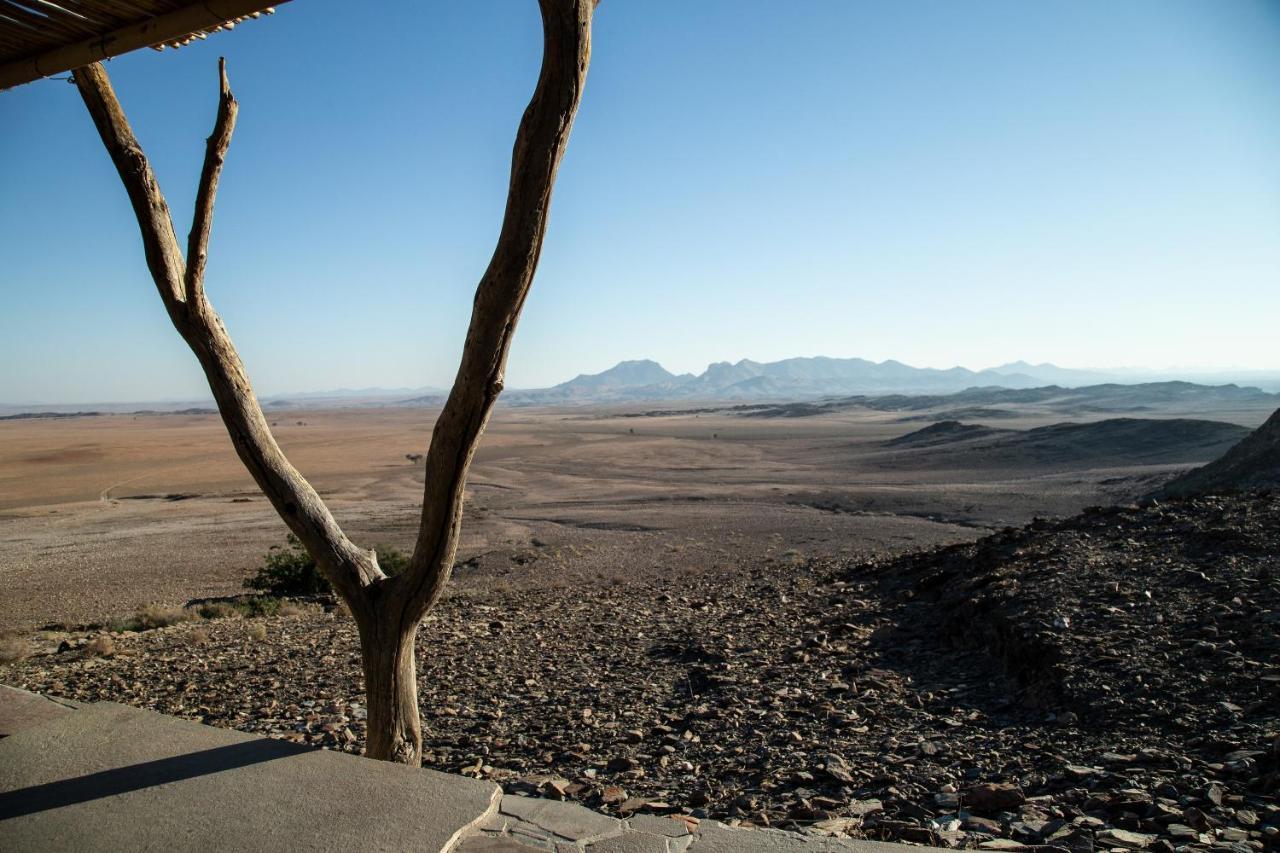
[[2, 393, 1272, 632]]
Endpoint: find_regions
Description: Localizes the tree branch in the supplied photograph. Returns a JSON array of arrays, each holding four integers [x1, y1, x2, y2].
[[72, 60, 380, 603], [186, 57, 238, 304], [397, 0, 595, 619], [72, 62, 187, 311]]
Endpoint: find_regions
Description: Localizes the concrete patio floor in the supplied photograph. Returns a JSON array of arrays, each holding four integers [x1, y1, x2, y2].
[[0, 685, 917, 852]]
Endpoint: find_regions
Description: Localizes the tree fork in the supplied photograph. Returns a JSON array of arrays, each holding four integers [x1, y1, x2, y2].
[[71, 0, 596, 767]]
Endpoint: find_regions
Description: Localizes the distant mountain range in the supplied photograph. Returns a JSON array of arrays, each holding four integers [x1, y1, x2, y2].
[[497, 357, 1040, 405], [4, 357, 1276, 414], [484, 357, 1280, 407]]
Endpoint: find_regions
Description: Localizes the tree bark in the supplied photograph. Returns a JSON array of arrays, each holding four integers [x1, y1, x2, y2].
[[395, 0, 596, 627], [69, 0, 596, 768], [356, 610, 422, 765]]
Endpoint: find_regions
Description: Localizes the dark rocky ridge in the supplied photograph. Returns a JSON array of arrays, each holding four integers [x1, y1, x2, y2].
[[885, 420, 1008, 447], [878, 418, 1250, 472], [740, 383, 1279, 419], [1159, 408, 1280, 498]]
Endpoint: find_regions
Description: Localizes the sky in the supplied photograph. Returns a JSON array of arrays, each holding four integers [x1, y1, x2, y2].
[[3, 1, 1280, 404]]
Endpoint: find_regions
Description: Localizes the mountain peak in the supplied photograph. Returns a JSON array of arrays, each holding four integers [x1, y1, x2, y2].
[[554, 360, 676, 392]]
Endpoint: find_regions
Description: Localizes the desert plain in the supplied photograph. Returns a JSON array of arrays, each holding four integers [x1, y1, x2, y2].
[[1, 391, 1272, 632]]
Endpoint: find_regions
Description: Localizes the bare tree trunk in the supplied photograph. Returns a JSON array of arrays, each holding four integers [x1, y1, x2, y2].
[[356, 611, 422, 765], [70, 0, 596, 767]]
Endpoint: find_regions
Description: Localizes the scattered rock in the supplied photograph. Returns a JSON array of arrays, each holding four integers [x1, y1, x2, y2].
[[966, 782, 1025, 813], [5, 492, 1279, 850]]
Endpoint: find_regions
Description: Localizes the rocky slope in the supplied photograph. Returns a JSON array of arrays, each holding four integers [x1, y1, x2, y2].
[[3, 494, 1277, 850], [1159, 408, 1280, 497], [877, 418, 1250, 472]]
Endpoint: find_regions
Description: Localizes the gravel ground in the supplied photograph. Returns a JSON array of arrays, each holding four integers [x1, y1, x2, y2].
[[3, 493, 1277, 851]]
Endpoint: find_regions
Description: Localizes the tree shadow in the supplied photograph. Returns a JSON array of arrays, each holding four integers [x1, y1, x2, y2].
[[0, 737, 311, 821]]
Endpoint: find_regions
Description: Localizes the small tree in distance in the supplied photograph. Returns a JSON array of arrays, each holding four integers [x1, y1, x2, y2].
[[70, 0, 598, 765]]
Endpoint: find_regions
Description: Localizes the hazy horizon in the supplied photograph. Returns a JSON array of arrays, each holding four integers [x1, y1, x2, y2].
[[5, 353, 1280, 407], [4, 1, 1280, 403]]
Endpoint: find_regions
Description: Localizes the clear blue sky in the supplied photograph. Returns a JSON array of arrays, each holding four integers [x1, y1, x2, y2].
[[3, 0, 1279, 403]]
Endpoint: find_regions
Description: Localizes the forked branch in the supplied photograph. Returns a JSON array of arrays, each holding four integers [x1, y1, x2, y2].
[[71, 60, 380, 603]]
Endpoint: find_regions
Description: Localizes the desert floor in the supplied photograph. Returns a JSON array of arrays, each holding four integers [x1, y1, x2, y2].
[[2, 398, 1270, 632]]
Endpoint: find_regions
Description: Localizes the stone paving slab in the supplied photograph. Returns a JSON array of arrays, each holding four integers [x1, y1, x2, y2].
[[690, 822, 914, 853], [499, 794, 626, 844], [0, 684, 80, 738], [0, 701, 500, 852], [0, 693, 921, 853], [461, 795, 910, 852]]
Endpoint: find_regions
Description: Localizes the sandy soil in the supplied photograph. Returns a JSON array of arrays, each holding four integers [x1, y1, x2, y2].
[[0, 400, 1267, 631]]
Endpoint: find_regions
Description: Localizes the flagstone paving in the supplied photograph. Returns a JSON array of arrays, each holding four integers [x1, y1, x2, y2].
[[0, 686, 914, 852]]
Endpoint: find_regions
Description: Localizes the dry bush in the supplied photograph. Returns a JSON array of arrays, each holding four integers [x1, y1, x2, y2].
[[277, 601, 307, 618], [189, 627, 210, 645], [246, 623, 268, 642], [134, 604, 192, 630], [0, 634, 30, 664], [84, 635, 116, 657], [196, 602, 241, 620]]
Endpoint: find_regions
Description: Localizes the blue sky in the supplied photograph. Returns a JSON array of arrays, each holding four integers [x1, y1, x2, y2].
[[3, 0, 1280, 403]]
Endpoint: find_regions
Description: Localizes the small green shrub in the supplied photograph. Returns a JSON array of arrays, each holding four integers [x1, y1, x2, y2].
[[245, 535, 329, 596], [377, 546, 410, 577], [240, 596, 282, 618], [245, 536, 409, 597]]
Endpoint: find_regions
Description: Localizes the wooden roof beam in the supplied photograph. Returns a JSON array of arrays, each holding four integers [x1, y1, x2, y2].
[[0, 0, 287, 90]]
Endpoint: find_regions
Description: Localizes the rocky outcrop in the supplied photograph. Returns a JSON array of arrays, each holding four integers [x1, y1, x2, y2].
[[1158, 407, 1280, 497]]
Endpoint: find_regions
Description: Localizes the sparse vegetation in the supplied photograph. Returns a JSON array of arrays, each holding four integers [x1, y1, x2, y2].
[[134, 603, 191, 630], [238, 596, 282, 618], [95, 597, 287, 635], [195, 601, 241, 620], [84, 635, 116, 657], [245, 535, 409, 597], [246, 623, 268, 642], [107, 603, 193, 632], [244, 535, 328, 596]]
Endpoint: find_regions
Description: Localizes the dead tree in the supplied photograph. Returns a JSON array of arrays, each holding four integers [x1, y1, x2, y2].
[[71, 0, 596, 765]]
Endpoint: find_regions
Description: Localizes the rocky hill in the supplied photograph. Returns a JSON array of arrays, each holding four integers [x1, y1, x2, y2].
[[741, 382, 1280, 419], [884, 420, 1004, 447], [1158, 407, 1280, 497], [879, 417, 1250, 470]]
